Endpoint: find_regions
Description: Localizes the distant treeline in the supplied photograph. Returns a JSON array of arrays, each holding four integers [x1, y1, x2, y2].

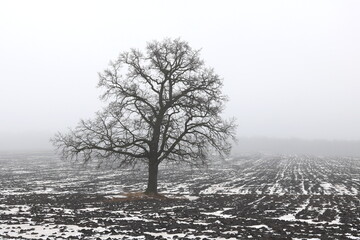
[[232, 137, 360, 157]]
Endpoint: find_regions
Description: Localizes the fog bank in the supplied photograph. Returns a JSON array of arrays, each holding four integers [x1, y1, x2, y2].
[[233, 137, 360, 157]]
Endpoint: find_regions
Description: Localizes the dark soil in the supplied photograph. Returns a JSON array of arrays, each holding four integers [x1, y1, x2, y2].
[[0, 152, 359, 239]]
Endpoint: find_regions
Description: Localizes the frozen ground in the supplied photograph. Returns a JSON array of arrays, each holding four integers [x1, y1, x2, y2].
[[0, 151, 359, 239]]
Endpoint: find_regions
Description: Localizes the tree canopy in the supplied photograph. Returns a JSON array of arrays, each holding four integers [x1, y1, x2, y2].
[[52, 38, 236, 194]]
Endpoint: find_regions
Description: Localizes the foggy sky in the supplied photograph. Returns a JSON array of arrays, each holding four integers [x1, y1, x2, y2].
[[1, 0, 360, 151]]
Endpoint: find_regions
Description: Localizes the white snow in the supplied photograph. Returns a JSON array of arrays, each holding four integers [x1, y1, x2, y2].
[[201, 208, 234, 218], [278, 198, 310, 222], [248, 224, 272, 230]]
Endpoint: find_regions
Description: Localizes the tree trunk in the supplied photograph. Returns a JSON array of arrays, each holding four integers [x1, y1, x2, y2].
[[145, 161, 159, 194]]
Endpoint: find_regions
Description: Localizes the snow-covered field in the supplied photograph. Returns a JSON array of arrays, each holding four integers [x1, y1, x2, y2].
[[0, 151, 359, 239]]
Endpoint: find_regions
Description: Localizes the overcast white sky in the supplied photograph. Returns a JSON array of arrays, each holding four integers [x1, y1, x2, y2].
[[0, 0, 360, 151]]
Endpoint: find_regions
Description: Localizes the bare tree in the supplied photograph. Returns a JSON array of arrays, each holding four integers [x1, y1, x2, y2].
[[52, 38, 236, 194]]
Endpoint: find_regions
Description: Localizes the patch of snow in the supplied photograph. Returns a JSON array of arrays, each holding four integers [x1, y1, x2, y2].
[[183, 195, 199, 201], [248, 224, 271, 230], [201, 208, 234, 218], [278, 198, 310, 222], [346, 234, 360, 240], [104, 194, 127, 199]]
